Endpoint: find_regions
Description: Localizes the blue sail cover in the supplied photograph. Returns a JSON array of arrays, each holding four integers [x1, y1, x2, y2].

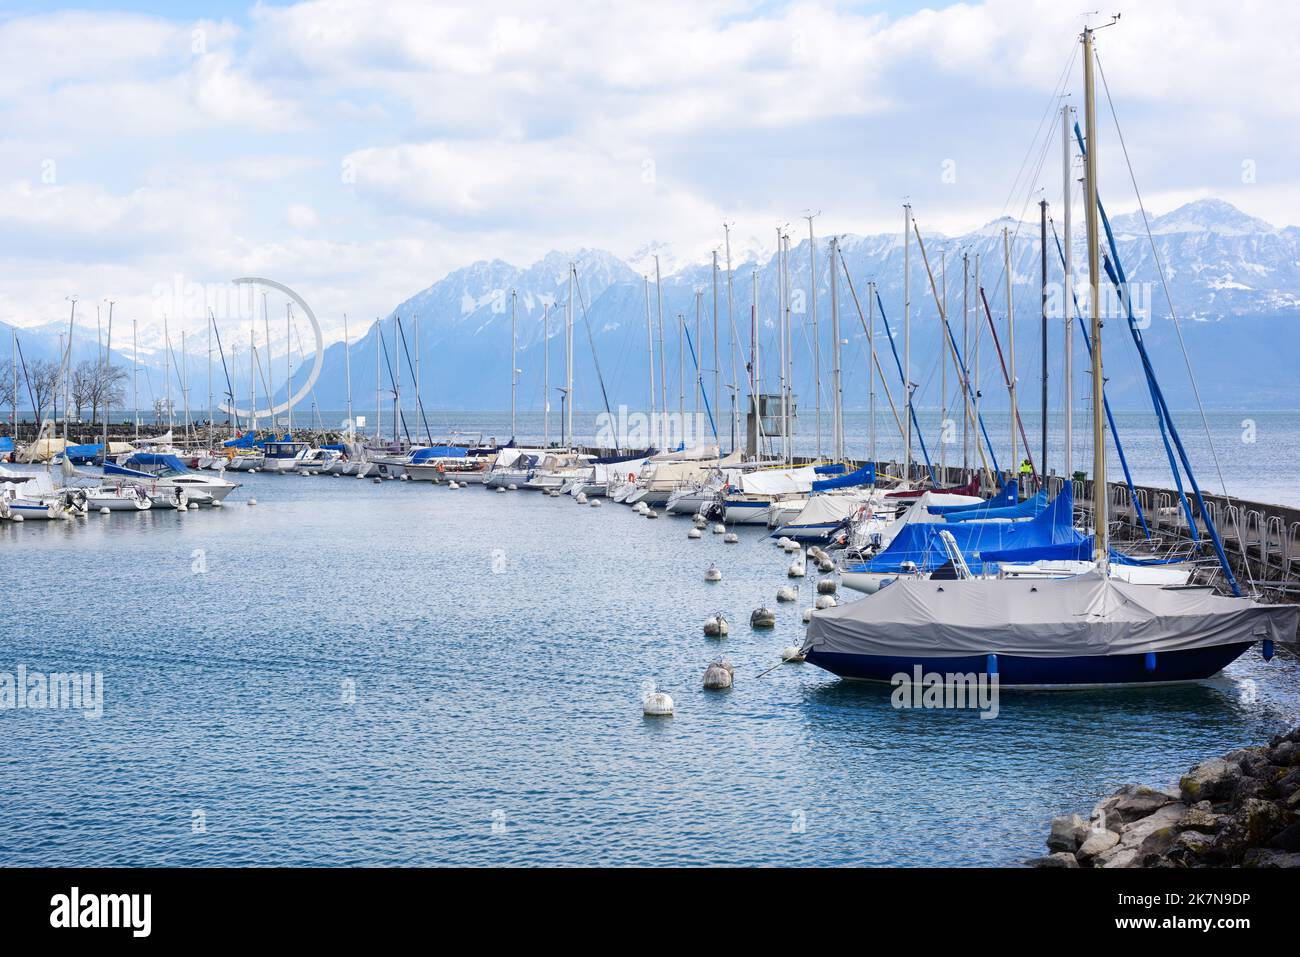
[[410, 445, 469, 462], [63, 443, 103, 463], [978, 540, 1190, 567], [811, 463, 874, 492], [942, 489, 1048, 523], [105, 453, 190, 477], [814, 463, 847, 475], [927, 479, 1018, 516], [223, 431, 255, 448], [0, 436, 16, 453], [846, 486, 1085, 575]]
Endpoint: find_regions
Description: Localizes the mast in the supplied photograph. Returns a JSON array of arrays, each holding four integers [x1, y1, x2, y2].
[[940, 253, 947, 478], [694, 291, 702, 420], [776, 228, 788, 465], [644, 277, 655, 451], [1003, 226, 1017, 475], [391, 314, 398, 445], [510, 290, 517, 440], [655, 256, 666, 449], [1062, 102, 1075, 483], [286, 304, 295, 435], [133, 318, 139, 438], [164, 313, 173, 432], [829, 237, 843, 461], [805, 213, 820, 459], [181, 327, 190, 446], [102, 299, 113, 461], [678, 309, 684, 425], [973, 254, 981, 468], [750, 267, 759, 455], [962, 253, 969, 471], [343, 313, 353, 437], [868, 280, 877, 467], [1083, 25, 1107, 564], [565, 263, 574, 448], [262, 292, 274, 431], [711, 252, 719, 439], [542, 302, 550, 447], [902, 204, 912, 481], [11, 326, 17, 441], [724, 223, 737, 451], [414, 312, 423, 444], [374, 319, 382, 442], [1040, 198, 1049, 480], [206, 308, 213, 432]]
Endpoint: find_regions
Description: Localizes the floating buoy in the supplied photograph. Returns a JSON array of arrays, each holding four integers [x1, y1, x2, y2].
[[688, 527, 702, 539], [703, 613, 729, 637], [802, 607, 814, 623], [776, 586, 797, 603], [211, 500, 223, 508], [634, 501, 648, 514], [576, 492, 588, 504], [750, 606, 776, 629], [99, 507, 111, 515], [776, 536, 793, 549], [448, 481, 459, 489], [645, 508, 659, 519], [548, 489, 561, 497], [399, 473, 410, 481], [704, 563, 722, 582], [589, 498, 602, 508], [496, 486, 506, 493], [11, 514, 22, 522], [787, 560, 806, 578], [247, 498, 258, 506], [373, 477, 382, 484], [712, 523, 725, 535], [724, 532, 739, 544], [703, 660, 734, 690], [815, 594, 837, 610], [693, 515, 708, 528], [817, 559, 834, 573], [783, 541, 801, 554], [780, 646, 806, 663], [507, 483, 518, 491], [642, 683, 674, 717], [817, 578, 838, 595], [249, 468, 257, 473]]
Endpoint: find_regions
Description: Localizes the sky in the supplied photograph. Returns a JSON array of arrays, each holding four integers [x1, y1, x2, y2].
[[1, 0, 1296, 348]]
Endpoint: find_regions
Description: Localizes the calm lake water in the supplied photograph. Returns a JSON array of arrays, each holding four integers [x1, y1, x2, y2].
[[1, 467, 1297, 866]]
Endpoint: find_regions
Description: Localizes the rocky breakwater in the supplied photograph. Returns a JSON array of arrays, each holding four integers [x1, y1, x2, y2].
[[1028, 726, 1300, 868]]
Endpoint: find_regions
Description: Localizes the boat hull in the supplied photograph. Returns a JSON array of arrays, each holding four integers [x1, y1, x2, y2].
[[804, 641, 1255, 688]]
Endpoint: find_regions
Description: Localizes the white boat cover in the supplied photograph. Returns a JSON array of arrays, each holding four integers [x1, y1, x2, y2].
[[858, 490, 983, 550], [649, 444, 720, 462], [738, 466, 819, 496], [784, 493, 867, 527], [802, 570, 1298, 659]]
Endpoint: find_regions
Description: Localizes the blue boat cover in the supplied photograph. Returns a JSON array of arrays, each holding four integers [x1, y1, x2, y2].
[[409, 445, 469, 462], [811, 463, 874, 492], [63, 442, 103, 463], [942, 489, 1048, 523], [846, 486, 1085, 575], [927, 479, 1018, 515], [814, 463, 847, 475], [223, 431, 255, 448], [0, 437, 15, 453], [105, 453, 190, 477], [978, 540, 1190, 567]]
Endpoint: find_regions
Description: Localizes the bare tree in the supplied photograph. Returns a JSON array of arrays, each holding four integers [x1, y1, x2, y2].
[[27, 359, 59, 424], [90, 364, 127, 425], [70, 360, 96, 421]]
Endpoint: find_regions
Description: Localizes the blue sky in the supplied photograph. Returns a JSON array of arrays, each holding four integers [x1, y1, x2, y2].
[[0, 1, 1295, 348]]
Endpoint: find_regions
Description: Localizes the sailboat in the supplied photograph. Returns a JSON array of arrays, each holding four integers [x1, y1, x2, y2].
[[801, 25, 1298, 686]]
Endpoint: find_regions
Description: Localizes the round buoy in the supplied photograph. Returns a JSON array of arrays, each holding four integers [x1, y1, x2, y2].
[[712, 523, 725, 535], [688, 527, 702, 539], [776, 586, 797, 603], [447, 481, 458, 489], [702, 661, 733, 690], [507, 483, 518, 491], [703, 614, 729, 638], [589, 498, 602, 508], [211, 500, 223, 508], [817, 559, 835, 573], [817, 578, 838, 595], [787, 560, 806, 578], [247, 498, 258, 506], [802, 607, 814, 623], [373, 477, 382, 484], [780, 646, 806, 663], [99, 506, 110, 515], [783, 541, 800, 554], [723, 532, 739, 544], [11, 514, 23, 522], [815, 594, 837, 610], [576, 492, 588, 504], [750, 606, 776, 629], [646, 509, 659, 519], [776, 536, 793, 549], [704, 563, 721, 582], [399, 473, 409, 481], [496, 486, 506, 493], [693, 515, 707, 528], [642, 688, 674, 717], [249, 468, 257, 473]]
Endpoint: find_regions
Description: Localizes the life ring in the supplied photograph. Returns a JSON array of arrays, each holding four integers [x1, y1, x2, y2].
[[627, 472, 636, 483]]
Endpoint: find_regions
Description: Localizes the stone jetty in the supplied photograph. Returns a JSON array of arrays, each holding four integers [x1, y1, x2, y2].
[[1029, 725, 1300, 868]]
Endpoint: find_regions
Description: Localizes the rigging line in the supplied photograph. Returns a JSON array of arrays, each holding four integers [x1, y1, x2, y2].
[[839, 260, 907, 449], [1093, 48, 1253, 578], [997, 42, 1079, 224], [376, 323, 410, 446], [394, 317, 433, 444], [572, 264, 617, 443]]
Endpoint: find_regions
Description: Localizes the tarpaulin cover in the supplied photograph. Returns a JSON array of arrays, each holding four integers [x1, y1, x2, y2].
[[738, 466, 819, 495], [814, 463, 847, 475], [410, 445, 469, 462], [223, 431, 255, 448], [0, 437, 15, 453], [846, 486, 1084, 575], [802, 569, 1297, 659], [812, 463, 875, 492], [978, 540, 1193, 567], [927, 479, 1018, 515], [62, 443, 103, 463], [942, 489, 1048, 523]]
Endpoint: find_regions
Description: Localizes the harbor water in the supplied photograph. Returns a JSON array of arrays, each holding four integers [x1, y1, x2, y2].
[[1, 467, 1297, 866]]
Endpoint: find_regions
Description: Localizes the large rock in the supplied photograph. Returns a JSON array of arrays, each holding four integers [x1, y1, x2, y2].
[[1237, 798, 1290, 845], [1270, 740, 1299, 767], [1241, 848, 1300, 868], [1225, 746, 1271, 779], [1267, 821, 1300, 852], [1180, 803, 1226, 834], [1166, 828, 1218, 866], [1077, 827, 1120, 862], [1047, 813, 1089, 853], [1093, 802, 1189, 869], [1180, 758, 1242, 804], [1026, 852, 1080, 868], [1111, 785, 1178, 825]]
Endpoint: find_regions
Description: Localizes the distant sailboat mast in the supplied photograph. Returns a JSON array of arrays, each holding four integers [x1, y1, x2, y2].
[[343, 313, 353, 437], [805, 212, 820, 460], [829, 237, 843, 462], [1062, 102, 1076, 483], [542, 302, 550, 447], [1082, 24, 1108, 567], [510, 290, 517, 441], [643, 277, 655, 451]]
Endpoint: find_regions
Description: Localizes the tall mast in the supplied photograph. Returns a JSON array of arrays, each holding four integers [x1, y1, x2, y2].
[[829, 237, 843, 461], [962, 253, 969, 471], [750, 267, 759, 452], [1083, 25, 1107, 564], [1062, 102, 1075, 483], [1004, 226, 1017, 473], [724, 223, 737, 452], [181, 326, 190, 445], [510, 290, 517, 440], [710, 252, 719, 440], [805, 213, 820, 459], [246, 316, 254, 433], [12, 326, 18, 441], [1039, 198, 1049, 479], [776, 228, 788, 465], [868, 280, 877, 467], [102, 299, 113, 460], [164, 313, 173, 432], [940, 253, 947, 478], [391, 314, 398, 445], [565, 263, 574, 447], [206, 308, 212, 432], [543, 302, 550, 447], [694, 290, 702, 420], [414, 312, 422, 444], [262, 292, 274, 431], [902, 203, 912, 481], [343, 313, 353, 436], [973, 254, 981, 464], [374, 319, 381, 442], [678, 309, 685, 425], [654, 256, 666, 448], [644, 277, 655, 450]]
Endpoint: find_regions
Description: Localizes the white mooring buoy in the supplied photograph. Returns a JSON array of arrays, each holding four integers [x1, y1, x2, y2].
[[703, 613, 729, 638], [802, 607, 814, 623], [247, 498, 258, 506], [776, 586, 797, 603], [724, 532, 739, 544], [815, 594, 837, 610], [817, 578, 838, 595], [590, 498, 602, 507], [496, 486, 506, 493], [642, 682, 674, 717], [211, 500, 223, 508], [702, 659, 734, 690], [780, 646, 806, 663], [750, 606, 776, 629], [712, 523, 725, 535], [817, 559, 834, 573], [11, 514, 23, 522], [704, 563, 722, 582], [99, 507, 111, 515], [646, 508, 659, 519], [787, 560, 806, 578], [507, 483, 518, 491], [688, 527, 702, 539]]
